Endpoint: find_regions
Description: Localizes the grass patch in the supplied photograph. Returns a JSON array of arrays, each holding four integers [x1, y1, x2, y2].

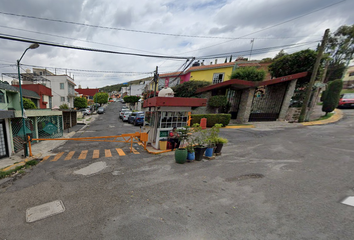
[[317, 102, 323, 105], [0, 160, 38, 179], [77, 118, 83, 121], [87, 118, 92, 121], [316, 112, 334, 121]]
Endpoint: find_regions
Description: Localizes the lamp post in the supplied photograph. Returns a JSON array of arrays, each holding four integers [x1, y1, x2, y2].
[[17, 43, 39, 157]]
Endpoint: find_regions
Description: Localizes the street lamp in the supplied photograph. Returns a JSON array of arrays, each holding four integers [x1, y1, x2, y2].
[[17, 43, 39, 157]]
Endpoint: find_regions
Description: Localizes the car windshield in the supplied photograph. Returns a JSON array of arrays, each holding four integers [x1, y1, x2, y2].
[[342, 93, 354, 99], [98, 107, 104, 110]]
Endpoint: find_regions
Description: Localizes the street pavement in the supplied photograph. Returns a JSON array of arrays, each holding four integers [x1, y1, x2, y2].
[[1, 105, 354, 239]]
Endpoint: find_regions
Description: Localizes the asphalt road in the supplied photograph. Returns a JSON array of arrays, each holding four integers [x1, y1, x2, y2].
[[1, 106, 354, 240]]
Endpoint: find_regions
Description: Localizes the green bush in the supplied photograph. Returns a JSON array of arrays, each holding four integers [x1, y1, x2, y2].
[[23, 98, 36, 109], [123, 95, 140, 103], [191, 114, 231, 127], [59, 104, 69, 109], [74, 97, 87, 109], [172, 80, 211, 97], [208, 95, 227, 108], [230, 66, 265, 82], [322, 79, 343, 115]]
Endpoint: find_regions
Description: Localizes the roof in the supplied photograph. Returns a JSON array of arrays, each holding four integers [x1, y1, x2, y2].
[[159, 71, 183, 78], [0, 82, 19, 92], [75, 88, 100, 96], [21, 88, 40, 99], [187, 62, 235, 72], [196, 72, 308, 93]]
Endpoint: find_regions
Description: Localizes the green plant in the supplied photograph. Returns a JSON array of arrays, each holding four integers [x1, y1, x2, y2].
[[191, 114, 231, 127], [214, 137, 228, 144], [186, 144, 194, 153], [230, 66, 266, 82], [322, 79, 343, 115], [123, 95, 140, 103], [191, 123, 208, 147], [74, 97, 88, 108], [59, 103, 69, 109], [93, 92, 109, 105], [208, 95, 227, 108], [23, 98, 37, 109], [172, 80, 211, 97]]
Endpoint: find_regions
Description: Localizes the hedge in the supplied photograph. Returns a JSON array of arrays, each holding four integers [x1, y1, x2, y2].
[[191, 114, 231, 127]]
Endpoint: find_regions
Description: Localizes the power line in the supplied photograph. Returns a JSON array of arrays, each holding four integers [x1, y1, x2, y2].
[[0, 33, 193, 60], [0, 11, 326, 40], [196, 41, 320, 59], [0, 25, 163, 55], [180, 0, 346, 54]]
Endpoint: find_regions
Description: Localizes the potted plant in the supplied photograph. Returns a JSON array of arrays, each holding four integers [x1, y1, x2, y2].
[[214, 137, 228, 154], [186, 144, 195, 161], [191, 124, 208, 161], [174, 127, 190, 164]]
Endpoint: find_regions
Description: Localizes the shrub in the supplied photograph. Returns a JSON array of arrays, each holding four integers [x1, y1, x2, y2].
[[59, 104, 69, 109], [208, 95, 227, 108], [74, 97, 87, 109], [172, 81, 211, 97], [322, 79, 343, 115], [123, 96, 140, 103], [191, 114, 231, 127], [23, 98, 37, 109], [230, 66, 266, 82]]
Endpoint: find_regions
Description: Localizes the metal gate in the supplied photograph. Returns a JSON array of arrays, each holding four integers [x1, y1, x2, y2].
[[227, 89, 242, 119], [249, 82, 288, 122], [0, 119, 9, 158]]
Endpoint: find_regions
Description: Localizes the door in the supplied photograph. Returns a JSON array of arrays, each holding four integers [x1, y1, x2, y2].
[[0, 119, 9, 158]]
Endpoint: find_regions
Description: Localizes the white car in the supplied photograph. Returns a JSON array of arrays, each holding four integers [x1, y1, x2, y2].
[[119, 109, 129, 119], [122, 111, 132, 121]]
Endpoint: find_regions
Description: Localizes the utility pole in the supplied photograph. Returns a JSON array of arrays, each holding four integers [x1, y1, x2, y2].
[[249, 39, 254, 61], [153, 66, 158, 97], [298, 29, 330, 122]]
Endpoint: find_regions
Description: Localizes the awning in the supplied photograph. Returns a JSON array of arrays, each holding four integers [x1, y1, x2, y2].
[[0, 110, 15, 119]]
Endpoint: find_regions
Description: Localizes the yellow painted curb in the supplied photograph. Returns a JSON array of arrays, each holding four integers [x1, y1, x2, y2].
[[146, 148, 172, 155], [301, 109, 343, 126], [224, 125, 255, 129], [0, 153, 42, 172]]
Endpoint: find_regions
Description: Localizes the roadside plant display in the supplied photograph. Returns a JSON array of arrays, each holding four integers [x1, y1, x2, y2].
[[174, 126, 190, 164], [59, 103, 69, 109]]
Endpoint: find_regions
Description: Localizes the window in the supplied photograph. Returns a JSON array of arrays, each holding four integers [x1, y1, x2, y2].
[[60, 83, 65, 89], [213, 73, 224, 84], [0, 91, 4, 103], [349, 72, 354, 77], [67, 97, 70, 102], [60, 97, 65, 102]]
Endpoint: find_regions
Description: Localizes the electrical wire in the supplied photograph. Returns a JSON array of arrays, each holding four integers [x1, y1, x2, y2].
[[0, 33, 193, 60]]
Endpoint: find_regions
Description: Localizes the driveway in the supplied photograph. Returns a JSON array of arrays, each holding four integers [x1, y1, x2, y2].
[[0, 108, 354, 239]]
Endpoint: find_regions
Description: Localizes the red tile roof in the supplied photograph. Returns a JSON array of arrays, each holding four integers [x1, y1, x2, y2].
[[76, 88, 99, 96]]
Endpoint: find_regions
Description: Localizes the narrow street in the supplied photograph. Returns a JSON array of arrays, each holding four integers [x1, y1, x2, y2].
[[0, 108, 354, 240]]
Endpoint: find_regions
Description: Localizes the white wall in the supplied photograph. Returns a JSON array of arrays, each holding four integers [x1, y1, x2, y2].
[[44, 75, 76, 108]]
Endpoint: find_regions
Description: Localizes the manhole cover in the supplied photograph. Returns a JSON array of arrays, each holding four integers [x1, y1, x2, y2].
[[226, 173, 264, 182]]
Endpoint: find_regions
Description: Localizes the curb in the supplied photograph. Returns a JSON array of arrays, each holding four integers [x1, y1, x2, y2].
[[1, 153, 42, 172], [301, 109, 343, 126], [224, 125, 255, 129]]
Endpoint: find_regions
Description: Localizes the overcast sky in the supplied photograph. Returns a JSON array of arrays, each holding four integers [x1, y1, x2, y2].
[[0, 0, 353, 89]]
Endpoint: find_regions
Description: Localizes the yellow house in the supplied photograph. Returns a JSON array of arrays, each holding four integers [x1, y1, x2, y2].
[[343, 65, 354, 89], [188, 62, 235, 84]]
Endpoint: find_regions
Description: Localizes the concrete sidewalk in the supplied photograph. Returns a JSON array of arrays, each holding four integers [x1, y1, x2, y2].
[[0, 113, 101, 171]]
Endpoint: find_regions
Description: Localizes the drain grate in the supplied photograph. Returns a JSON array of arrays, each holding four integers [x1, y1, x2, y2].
[[226, 173, 264, 182]]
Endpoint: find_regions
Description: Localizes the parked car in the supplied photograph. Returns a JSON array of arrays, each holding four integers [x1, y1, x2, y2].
[[128, 111, 144, 124], [80, 108, 91, 115], [97, 107, 105, 114], [121, 106, 129, 110], [338, 93, 354, 108], [119, 109, 130, 119], [122, 111, 132, 122], [134, 113, 145, 126]]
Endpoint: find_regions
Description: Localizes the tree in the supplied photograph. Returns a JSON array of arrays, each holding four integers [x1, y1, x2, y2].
[[23, 98, 36, 109], [123, 96, 140, 103], [325, 24, 354, 82], [268, 49, 318, 78], [230, 66, 266, 82], [322, 79, 343, 115], [74, 97, 87, 109], [93, 92, 109, 105], [172, 81, 211, 98], [273, 49, 287, 60]]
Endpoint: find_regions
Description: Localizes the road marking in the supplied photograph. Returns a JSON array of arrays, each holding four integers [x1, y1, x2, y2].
[[51, 152, 64, 162], [93, 150, 99, 159], [64, 151, 75, 161], [116, 148, 125, 156], [132, 147, 139, 154], [78, 150, 88, 160], [105, 149, 112, 157], [41, 155, 50, 162]]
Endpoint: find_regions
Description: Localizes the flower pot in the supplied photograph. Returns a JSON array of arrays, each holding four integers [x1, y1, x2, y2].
[[214, 143, 224, 154], [175, 148, 187, 164], [205, 147, 214, 157], [187, 152, 195, 161], [194, 147, 207, 161]]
